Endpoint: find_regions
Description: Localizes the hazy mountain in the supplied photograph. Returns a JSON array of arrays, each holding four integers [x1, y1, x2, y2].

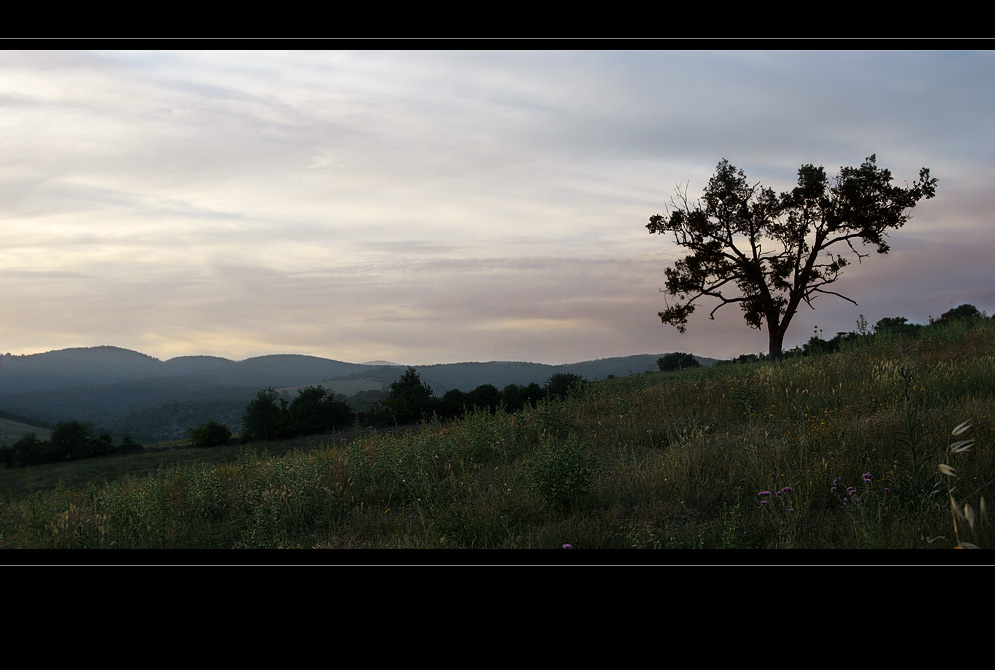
[[0, 346, 163, 394], [0, 346, 716, 442]]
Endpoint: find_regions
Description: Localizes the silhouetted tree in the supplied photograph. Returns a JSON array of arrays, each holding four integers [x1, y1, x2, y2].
[[289, 385, 352, 435], [48, 421, 92, 461], [189, 420, 233, 447], [646, 155, 937, 358], [938, 304, 982, 323], [440, 389, 468, 419], [875, 316, 921, 338], [368, 367, 438, 425], [467, 384, 502, 413], [545, 373, 587, 399], [241, 388, 290, 440], [657, 352, 700, 372], [2, 433, 44, 468], [501, 384, 527, 412]]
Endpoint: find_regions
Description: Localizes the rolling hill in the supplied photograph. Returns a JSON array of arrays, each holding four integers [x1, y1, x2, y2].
[[0, 346, 715, 442]]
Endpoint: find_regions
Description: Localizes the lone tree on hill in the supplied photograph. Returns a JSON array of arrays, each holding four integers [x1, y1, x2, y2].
[[646, 155, 937, 359]]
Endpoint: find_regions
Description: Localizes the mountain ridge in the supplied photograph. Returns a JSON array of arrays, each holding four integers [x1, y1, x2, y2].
[[1, 346, 716, 442]]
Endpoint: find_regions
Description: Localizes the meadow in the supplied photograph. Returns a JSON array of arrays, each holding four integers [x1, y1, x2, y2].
[[1, 317, 993, 555]]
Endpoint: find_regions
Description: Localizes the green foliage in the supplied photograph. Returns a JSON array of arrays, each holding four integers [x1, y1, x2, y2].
[[657, 352, 700, 372], [188, 420, 233, 448], [646, 155, 938, 358], [2, 315, 993, 550], [288, 386, 352, 435], [525, 433, 595, 510], [545, 373, 587, 399], [938, 303, 983, 323], [367, 367, 438, 426], [1, 433, 44, 468], [240, 385, 353, 442], [241, 388, 290, 441], [466, 383, 502, 413]]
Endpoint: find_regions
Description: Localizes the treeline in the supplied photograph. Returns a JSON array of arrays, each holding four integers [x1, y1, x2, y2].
[[715, 303, 990, 364], [4, 303, 986, 464], [199, 370, 591, 447], [363, 368, 587, 427], [0, 421, 142, 468]]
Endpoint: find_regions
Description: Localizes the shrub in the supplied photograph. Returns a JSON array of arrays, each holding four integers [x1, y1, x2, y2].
[[525, 433, 595, 510], [545, 373, 587, 399], [657, 352, 700, 372], [241, 388, 290, 440], [189, 420, 233, 448]]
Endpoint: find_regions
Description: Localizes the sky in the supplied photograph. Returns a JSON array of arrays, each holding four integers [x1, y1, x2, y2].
[[1, 48, 993, 365]]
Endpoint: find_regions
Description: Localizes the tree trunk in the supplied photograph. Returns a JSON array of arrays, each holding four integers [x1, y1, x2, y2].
[[767, 325, 786, 360]]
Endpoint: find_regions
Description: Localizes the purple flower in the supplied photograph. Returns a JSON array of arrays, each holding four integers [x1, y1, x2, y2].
[[562, 544, 573, 549], [862, 472, 873, 483], [759, 491, 771, 496]]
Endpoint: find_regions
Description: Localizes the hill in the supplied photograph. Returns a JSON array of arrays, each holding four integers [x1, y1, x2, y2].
[[1, 317, 991, 551], [0, 346, 715, 442], [0, 417, 52, 445]]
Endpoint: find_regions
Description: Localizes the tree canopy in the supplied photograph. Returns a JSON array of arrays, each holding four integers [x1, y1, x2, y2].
[[657, 352, 700, 372], [646, 155, 937, 358]]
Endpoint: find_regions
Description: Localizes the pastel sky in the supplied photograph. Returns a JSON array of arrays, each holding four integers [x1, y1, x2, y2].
[[1, 49, 992, 365]]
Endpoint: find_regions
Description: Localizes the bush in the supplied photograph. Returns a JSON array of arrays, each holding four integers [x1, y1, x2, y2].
[[545, 373, 587, 399], [289, 386, 352, 435], [241, 388, 290, 440], [188, 420, 233, 447], [658, 352, 700, 372], [525, 433, 595, 509]]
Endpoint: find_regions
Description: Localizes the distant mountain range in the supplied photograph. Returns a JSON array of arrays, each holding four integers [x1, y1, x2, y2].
[[0, 346, 715, 443]]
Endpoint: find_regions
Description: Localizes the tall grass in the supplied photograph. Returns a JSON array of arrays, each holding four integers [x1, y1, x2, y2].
[[2, 318, 993, 552]]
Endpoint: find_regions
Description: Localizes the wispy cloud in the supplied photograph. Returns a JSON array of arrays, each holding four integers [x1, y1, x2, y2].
[[1, 49, 990, 363]]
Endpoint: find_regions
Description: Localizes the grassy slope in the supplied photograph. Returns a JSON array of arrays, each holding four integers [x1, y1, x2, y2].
[[1, 318, 992, 552], [0, 418, 52, 444]]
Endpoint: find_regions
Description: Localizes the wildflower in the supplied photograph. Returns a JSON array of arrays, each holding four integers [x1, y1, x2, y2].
[[562, 544, 573, 549], [862, 472, 873, 483], [758, 491, 771, 496]]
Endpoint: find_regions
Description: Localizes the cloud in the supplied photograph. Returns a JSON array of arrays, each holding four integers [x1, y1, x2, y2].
[[0, 49, 991, 363]]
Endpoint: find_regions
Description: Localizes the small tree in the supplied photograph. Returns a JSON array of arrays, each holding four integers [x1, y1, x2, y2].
[[875, 316, 920, 338], [467, 384, 502, 413], [369, 367, 437, 425], [657, 352, 700, 372], [288, 385, 352, 435], [48, 421, 92, 461], [938, 304, 982, 323], [545, 373, 586, 399], [241, 388, 290, 441], [189, 420, 233, 447], [646, 155, 937, 358]]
